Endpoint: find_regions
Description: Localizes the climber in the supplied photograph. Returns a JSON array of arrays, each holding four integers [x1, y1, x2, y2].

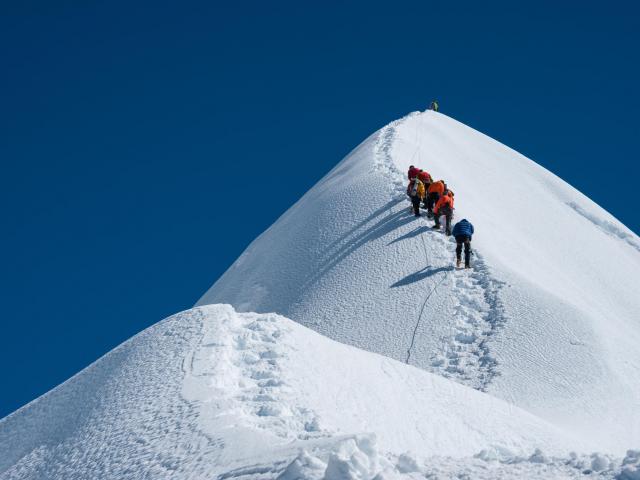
[[417, 170, 433, 209], [429, 100, 439, 112], [408, 165, 420, 180], [432, 191, 455, 235], [406, 176, 426, 217], [452, 219, 474, 268], [417, 169, 432, 186], [426, 179, 445, 217]]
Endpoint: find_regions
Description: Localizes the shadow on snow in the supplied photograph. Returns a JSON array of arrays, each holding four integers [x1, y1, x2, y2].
[[391, 265, 454, 288]]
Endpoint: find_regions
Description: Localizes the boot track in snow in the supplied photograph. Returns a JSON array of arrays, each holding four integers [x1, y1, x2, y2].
[[375, 115, 508, 392]]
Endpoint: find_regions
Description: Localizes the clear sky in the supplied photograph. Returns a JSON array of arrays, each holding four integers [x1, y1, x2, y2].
[[1, 0, 638, 418]]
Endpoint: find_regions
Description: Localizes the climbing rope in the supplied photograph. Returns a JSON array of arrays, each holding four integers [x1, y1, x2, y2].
[[405, 233, 450, 364]]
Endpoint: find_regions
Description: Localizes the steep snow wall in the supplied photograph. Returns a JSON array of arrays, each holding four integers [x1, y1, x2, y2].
[[198, 111, 640, 453]]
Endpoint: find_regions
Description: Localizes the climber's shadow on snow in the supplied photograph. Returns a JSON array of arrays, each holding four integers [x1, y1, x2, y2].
[[327, 197, 406, 251], [391, 265, 453, 288], [303, 205, 415, 289]]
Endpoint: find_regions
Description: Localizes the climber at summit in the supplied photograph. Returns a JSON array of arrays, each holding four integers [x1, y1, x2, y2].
[[452, 218, 474, 268], [406, 176, 426, 217], [429, 100, 439, 112], [432, 191, 455, 235]]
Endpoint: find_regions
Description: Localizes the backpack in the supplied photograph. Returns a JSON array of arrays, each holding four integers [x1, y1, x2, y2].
[[410, 179, 422, 197]]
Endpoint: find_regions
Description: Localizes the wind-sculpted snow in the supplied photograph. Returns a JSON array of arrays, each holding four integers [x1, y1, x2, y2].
[[199, 110, 640, 452], [4, 305, 632, 480], [0, 309, 211, 478], [567, 201, 640, 253]]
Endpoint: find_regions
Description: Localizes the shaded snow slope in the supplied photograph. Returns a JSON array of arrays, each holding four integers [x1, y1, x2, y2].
[[198, 111, 640, 453], [2, 305, 624, 480]]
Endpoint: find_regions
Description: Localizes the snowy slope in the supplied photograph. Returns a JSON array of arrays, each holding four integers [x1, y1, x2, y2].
[[4, 305, 636, 480], [198, 111, 640, 453], [3, 110, 640, 479]]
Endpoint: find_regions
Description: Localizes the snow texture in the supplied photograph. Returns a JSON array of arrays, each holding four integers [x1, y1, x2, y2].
[[199, 110, 640, 453], [2, 305, 636, 479], [2, 110, 640, 478]]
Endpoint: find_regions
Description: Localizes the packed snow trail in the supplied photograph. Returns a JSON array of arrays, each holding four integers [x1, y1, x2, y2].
[[380, 118, 505, 386], [5, 305, 634, 480], [380, 115, 509, 392], [199, 110, 640, 452]]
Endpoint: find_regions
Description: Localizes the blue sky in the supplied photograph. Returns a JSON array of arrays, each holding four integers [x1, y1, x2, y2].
[[1, 0, 638, 417]]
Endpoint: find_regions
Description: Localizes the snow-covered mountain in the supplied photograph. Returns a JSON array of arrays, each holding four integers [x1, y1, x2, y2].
[[2, 111, 639, 479], [199, 111, 640, 452]]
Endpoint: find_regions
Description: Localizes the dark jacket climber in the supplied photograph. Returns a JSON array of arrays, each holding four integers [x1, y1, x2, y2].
[[452, 219, 474, 268], [425, 180, 445, 216]]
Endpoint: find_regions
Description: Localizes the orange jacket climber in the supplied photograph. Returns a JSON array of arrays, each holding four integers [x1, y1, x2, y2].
[[433, 193, 454, 215], [445, 190, 454, 204], [428, 180, 445, 195]]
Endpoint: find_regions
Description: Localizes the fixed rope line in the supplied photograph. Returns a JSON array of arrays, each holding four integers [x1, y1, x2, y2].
[[405, 271, 448, 364], [405, 234, 449, 364]]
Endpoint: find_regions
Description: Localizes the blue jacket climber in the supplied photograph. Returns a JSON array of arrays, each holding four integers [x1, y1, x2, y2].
[[452, 219, 474, 239], [452, 219, 474, 268]]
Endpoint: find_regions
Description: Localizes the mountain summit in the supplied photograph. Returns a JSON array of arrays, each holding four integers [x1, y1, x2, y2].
[[2, 111, 639, 479]]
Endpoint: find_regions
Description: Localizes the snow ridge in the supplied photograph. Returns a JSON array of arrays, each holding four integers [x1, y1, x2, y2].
[[297, 121, 412, 295], [375, 111, 508, 391], [372, 113, 411, 189], [567, 201, 640, 253], [183, 308, 327, 442]]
